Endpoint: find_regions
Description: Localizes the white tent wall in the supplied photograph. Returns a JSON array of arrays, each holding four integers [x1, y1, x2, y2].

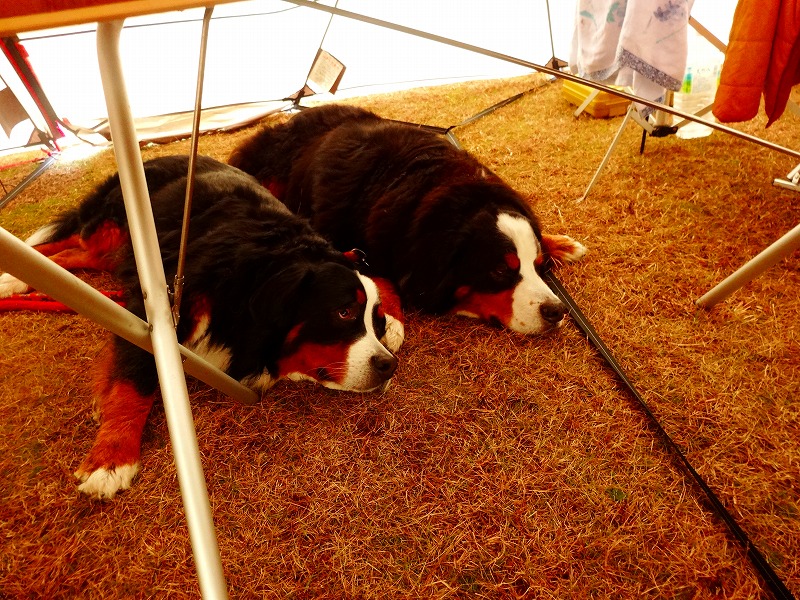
[[16, 0, 564, 128], [10, 0, 736, 144], [313, 0, 569, 93], [0, 41, 59, 152]]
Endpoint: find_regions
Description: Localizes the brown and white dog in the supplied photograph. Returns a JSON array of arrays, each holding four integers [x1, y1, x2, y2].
[[229, 104, 587, 335], [0, 155, 403, 499]]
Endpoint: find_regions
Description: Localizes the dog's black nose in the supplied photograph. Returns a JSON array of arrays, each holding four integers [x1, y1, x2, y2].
[[540, 301, 567, 324], [371, 353, 398, 379]]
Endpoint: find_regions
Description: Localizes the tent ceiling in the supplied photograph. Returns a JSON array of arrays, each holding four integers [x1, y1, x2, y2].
[[5, 0, 735, 148]]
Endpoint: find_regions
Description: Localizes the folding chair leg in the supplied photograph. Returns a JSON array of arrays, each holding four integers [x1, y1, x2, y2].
[[578, 105, 634, 202], [96, 21, 228, 599], [696, 222, 800, 308], [574, 88, 600, 117], [0, 226, 258, 405], [773, 162, 800, 192]]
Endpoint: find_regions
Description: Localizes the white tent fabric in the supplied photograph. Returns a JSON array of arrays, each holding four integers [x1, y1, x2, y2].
[[4, 0, 735, 150], [0, 38, 60, 153]]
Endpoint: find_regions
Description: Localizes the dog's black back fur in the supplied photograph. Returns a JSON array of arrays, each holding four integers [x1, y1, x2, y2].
[[46, 156, 230, 243], [69, 156, 355, 395], [230, 106, 542, 314], [229, 105, 381, 185]]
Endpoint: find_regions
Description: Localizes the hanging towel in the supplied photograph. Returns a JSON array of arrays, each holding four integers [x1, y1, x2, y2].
[[570, 0, 695, 113]]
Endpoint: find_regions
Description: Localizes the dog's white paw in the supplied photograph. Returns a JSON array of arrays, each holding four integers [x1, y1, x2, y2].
[[75, 463, 140, 500], [561, 237, 588, 262], [0, 272, 30, 298], [382, 315, 405, 353]]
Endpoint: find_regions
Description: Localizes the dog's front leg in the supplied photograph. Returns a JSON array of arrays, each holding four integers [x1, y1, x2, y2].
[[75, 378, 154, 501]]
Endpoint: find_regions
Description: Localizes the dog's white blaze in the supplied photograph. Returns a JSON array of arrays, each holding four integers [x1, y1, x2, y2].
[[359, 274, 382, 340], [76, 463, 140, 500], [185, 314, 232, 372], [329, 274, 395, 391], [496, 212, 563, 333]]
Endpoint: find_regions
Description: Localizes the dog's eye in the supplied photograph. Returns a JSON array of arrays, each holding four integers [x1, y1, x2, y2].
[[491, 252, 521, 281], [492, 264, 510, 279], [337, 307, 356, 320]]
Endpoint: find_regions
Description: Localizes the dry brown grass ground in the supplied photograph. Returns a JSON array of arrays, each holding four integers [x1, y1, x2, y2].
[[1, 75, 798, 599]]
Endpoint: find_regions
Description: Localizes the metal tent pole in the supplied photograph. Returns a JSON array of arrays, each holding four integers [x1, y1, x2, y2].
[[0, 226, 258, 404], [173, 6, 213, 327], [281, 0, 800, 161], [695, 223, 800, 308], [96, 20, 228, 599]]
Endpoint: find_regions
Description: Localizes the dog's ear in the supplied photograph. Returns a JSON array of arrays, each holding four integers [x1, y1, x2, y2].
[[540, 233, 588, 267], [213, 264, 315, 380], [343, 248, 370, 270], [248, 263, 313, 331], [228, 132, 264, 176], [400, 225, 469, 314]]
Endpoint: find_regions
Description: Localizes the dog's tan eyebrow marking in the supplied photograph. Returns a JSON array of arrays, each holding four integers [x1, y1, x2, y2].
[[504, 252, 521, 270]]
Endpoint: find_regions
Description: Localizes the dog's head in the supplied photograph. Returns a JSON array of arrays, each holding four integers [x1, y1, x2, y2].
[[401, 183, 585, 335], [448, 211, 572, 334], [265, 262, 398, 392]]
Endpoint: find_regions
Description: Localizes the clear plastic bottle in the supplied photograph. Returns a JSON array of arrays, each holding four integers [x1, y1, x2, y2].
[[672, 29, 723, 139]]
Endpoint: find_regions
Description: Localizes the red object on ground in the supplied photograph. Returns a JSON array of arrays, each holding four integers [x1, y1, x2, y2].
[[0, 290, 125, 312]]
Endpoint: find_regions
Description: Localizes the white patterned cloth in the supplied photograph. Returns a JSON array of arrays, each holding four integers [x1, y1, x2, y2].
[[569, 0, 695, 114]]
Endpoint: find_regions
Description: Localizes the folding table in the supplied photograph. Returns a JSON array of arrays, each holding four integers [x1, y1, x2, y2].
[[0, 2, 259, 598]]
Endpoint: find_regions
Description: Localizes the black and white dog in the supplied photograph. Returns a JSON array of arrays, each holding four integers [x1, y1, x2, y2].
[[0, 155, 403, 499], [230, 104, 587, 335]]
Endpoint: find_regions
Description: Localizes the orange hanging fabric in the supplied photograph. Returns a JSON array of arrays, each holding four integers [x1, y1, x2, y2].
[[764, 0, 800, 125], [714, 0, 800, 125]]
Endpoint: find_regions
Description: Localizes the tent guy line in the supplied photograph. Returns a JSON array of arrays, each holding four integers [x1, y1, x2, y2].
[[544, 271, 796, 600]]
